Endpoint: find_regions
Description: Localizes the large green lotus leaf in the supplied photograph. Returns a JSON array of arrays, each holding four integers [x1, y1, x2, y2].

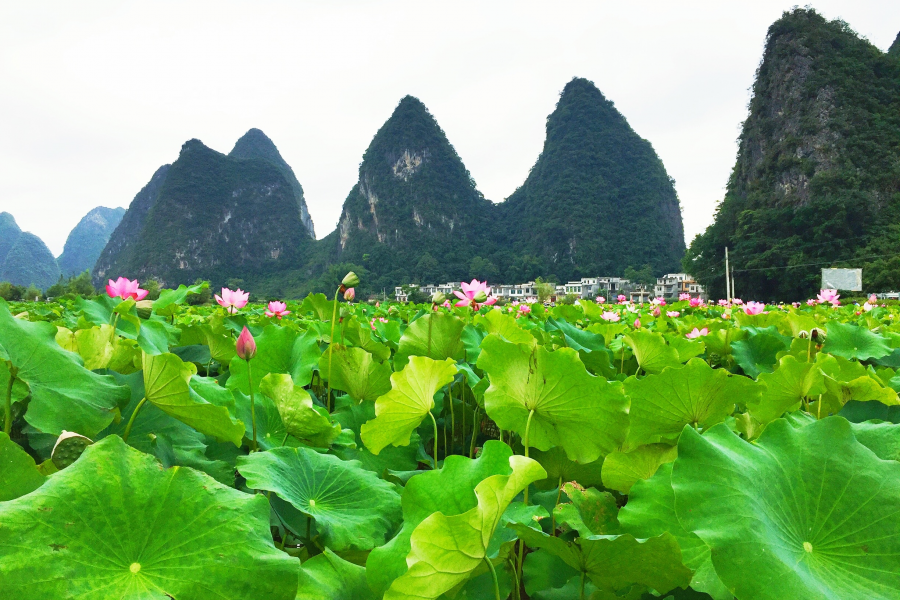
[[143, 352, 245, 446], [100, 372, 234, 486], [850, 421, 900, 461], [624, 358, 759, 448], [554, 482, 619, 536], [478, 334, 629, 463], [383, 454, 546, 600], [361, 356, 457, 455], [823, 321, 892, 361], [318, 344, 392, 402], [232, 388, 299, 451], [486, 501, 548, 558], [731, 327, 790, 378], [476, 308, 534, 344], [601, 443, 677, 494], [395, 312, 465, 368], [786, 311, 821, 337], [0, 432, 45, 500], [529, 446, 604, 490], [237, 445, 401, 551], [227, 326, 320, 394], [331, 396, 420, 474], [135, 319, 178, 356], [342, 317, 392, 361], [666, 334, 706, 363], [546, 317, 605, 352], [817, 354, 899, 412], [513, 525, 692, 596], [673, 417, 900, 600], [259, 373, 339, 446], [296, 549, 376, 600], [840, 399, 900, 424], [587, 322, 627, 343], [0, 300, 129, 437], [298, 292, 333, 321], [366, 441, 517, 596], [624, 330, 681, 374], [523, 548, 580, 597], [0, 435, 299, 599], [151, 281, 208, 316], [752, 355, 827, 423], [618, 463, 730, 600], [71, 324, 116, 370]]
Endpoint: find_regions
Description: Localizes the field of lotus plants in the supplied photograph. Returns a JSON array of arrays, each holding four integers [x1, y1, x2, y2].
[[1, 274, 899, 600]]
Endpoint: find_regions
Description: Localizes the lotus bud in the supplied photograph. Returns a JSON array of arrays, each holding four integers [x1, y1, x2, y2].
[[343, 287, 355, 301], [340, 306, 350, 319], [431, 291, 446, 305], [473, 291, 488, 303], [342, 272, 360, 288], [236, 326, 257, 361]]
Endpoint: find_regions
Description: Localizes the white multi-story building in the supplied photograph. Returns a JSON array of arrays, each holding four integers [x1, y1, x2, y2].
[[494, 282, 538, 299], [654, 273, 706, 300], [561, 277, 631, 299]]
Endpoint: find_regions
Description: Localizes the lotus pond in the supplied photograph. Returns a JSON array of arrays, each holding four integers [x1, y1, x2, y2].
[[1, 282, 899, 600]]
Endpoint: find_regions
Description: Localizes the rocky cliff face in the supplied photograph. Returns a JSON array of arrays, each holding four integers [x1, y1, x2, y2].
[[229, 128, 315, 238], [58, 206, 126, 277], [498, 77, 685, 281], [686, 9, 900, 299], [325, 96, 495, 291], [94, 165, 170, 284], [0, 212, 22, 267], [94, 138, 312, 289]]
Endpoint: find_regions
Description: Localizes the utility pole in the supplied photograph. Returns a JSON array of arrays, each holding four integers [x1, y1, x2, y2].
[[725, 247, 731, 302], [731, 266, 736, 301]]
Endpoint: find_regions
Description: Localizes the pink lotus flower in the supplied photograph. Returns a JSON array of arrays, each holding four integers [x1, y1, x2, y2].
[[807, 299, 816, 306], [454, 279, 496, 309], [265, 301, 290, 319], [525, 297, 538, 304], [718, 299, 729, 307], [744, 301, 765, 315], [517, 304, 532, 316], [651, 307, 661, 317], [596, 296, 606, 304], [106, 277, 148, 301], [236, 326, 256, 361], [689, 297, 703, 307], [869, 293, 878, 304], [344, 287, 355, 301], [651, 297, 666, 306], [817, 289, 839, 306], [601, 311, 620, 322], [666, 311, 680, 318], [732, 298, 743, 305], [215, 287, 249, 314], [792, 302, 801, 308], [617, 294, 627, 303], [686, 327, 708, 339], [679, 293, 691, 301], [634, 318, 641, 328]]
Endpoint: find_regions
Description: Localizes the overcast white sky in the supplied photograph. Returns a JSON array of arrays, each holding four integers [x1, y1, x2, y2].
[[1, 1, 898, 256]]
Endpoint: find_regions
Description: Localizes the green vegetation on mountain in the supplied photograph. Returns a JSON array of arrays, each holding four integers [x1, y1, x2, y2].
[[499, 77, 685, 282], [95, 137, 312, 292], [319, 96, 495, 294], [1, 232, 60, 291], [57, 207, 125, 277], [685, 9, 900, 300], [0, 212, 22, 266], [229, 128, 315, 238]]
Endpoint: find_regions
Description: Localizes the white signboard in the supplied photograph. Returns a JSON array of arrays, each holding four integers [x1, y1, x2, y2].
[[821, 268, 862, 291]]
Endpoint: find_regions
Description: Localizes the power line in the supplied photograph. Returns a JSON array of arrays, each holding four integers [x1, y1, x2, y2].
[[732, 251, 900, 274]]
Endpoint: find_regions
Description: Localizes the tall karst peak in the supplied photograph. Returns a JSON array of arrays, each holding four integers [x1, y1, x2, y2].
[[889, 30, 900, 56], [229, 128, 315, 238], [685, 8, 900, 300], [326, 94, 494, 291], [498, 76, 685, 281], [94, 135, 313, 293], [58, 206, 126, 277], [0, 212, 23, 266]]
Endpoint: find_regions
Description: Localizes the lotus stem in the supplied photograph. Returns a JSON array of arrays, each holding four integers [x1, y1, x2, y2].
[[429, 411, 439, 469], [327, 286, 340, 412], [4, 365, 16, 436], [523, 409, 535, 504], [579, 571, 586, 600], [448, 382, 455, 453], [470, 406, 479, 459], [484, 557, 502, 600], [248, 360, 258, 452], [122, 397, 148, 443], [551, 476, 563, 535], [427, 314, 433, 357]]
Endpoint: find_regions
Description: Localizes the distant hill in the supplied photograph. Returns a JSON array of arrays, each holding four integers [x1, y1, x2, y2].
[[685, 9, 900, 299], [57, 206, 126, 277], [0, 213, 60, 290], [94, 134, 313, 291], [319, 96, 495, 293], [499, 77, 685, 281], [229, 128, 315, 238]]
